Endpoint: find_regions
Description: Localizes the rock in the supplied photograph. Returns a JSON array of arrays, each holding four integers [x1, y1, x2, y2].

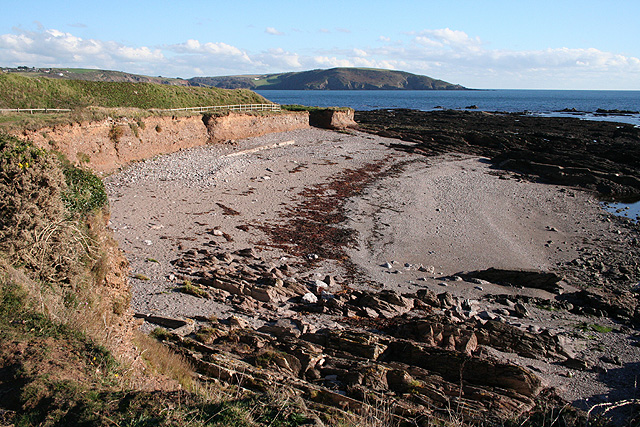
[[236, 247, 260, 258], [250, 285, 284, 303], [477, 320, 568, 360], [356, 292, 409, 318], [460, 268, 564, 293], [419, 265, 436, 274], [477, 310, 497, 320], [259, 318, 307, 338], [323, 275, 337, 287], [601, 355, 623, 365], [386, 369, 414, 393], [457, 332, 478, 355], [378, 289, 411, 308], [325, 330, 388, 360], [563, 357, 589, 371], [134, 313, 189, 329], [437, 292, 456, 308], [383, 340, 542, 397], [360, 307, 379, 318], [382, 262, 393, 269], [513, 303, 530, 318], [172, 320, 196, 337], [222, 252, 234, 264], [415, 289, 439, 306], [302, 292, 318, 304], [313, 280, 329, 294], [228, 315, 250, 329]]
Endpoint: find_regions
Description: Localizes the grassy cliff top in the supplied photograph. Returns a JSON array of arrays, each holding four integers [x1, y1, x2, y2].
[[0, 73, 268, 109]]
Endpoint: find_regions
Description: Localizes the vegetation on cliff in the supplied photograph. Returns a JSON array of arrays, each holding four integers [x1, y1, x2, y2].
[[0, 73, 268, 109], [0, 133, 372, 426]]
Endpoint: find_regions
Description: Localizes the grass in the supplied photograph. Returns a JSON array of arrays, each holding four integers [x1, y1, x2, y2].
[[177, 280, 211, 299], [0, 73, 268, 110], [575, 322, 614, 334], [195, 326, 220, 344]]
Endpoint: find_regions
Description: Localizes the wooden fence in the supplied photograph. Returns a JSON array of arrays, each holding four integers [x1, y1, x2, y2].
[[154, 104, 281, 113], [0, 108, 72, 114]]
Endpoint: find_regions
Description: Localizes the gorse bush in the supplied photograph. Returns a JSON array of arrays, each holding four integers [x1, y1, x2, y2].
[[0, 133, 70, 280], [0, 133, 106, 284], [58, 155, 108, 215]]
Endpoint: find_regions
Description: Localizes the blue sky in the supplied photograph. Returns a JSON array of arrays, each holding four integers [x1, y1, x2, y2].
[[1, 0, 639, 89]]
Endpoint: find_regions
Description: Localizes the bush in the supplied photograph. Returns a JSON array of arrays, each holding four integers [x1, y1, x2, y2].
[[58, 157, 108, 215], [108, 124, 124, 142], [0, 133, 71, 281], [0, 134, 106, 284]]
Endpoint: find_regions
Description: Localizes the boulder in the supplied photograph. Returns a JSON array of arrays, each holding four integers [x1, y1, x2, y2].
[[460, 268, 563, 293]]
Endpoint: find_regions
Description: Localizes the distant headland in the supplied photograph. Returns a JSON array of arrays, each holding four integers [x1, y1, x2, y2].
[[1, 66, 467, 90]]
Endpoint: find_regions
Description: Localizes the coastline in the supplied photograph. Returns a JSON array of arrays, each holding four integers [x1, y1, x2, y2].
[[106, 125, 640, 422]]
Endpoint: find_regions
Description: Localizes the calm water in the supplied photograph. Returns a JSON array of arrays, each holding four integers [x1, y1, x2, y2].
[[257, 89, 640, 126], [258, 89, 640, 219], [602, 201, 640, 223]]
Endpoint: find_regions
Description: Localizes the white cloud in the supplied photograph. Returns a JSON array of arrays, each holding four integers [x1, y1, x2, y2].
[[412, 28, 482, 53], [353, 48, 368, 57], [0, 26, 638, 88], [255, 48, 301, 69], [0, 28, 165, 71], [265, 27, 283, 36], [168, 39, 250, 60]]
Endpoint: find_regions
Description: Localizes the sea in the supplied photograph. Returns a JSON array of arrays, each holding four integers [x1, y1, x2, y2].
[[257, 89, 640, 221]]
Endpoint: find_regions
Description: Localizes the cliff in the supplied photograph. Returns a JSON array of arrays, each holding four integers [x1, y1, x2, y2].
[[19, 111, 310, 173]]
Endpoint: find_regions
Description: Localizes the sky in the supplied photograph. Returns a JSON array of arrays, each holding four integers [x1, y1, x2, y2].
[[1, 0, 639, 89]]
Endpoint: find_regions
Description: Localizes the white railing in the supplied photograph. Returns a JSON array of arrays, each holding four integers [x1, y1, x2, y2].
[[154, 103, 281, 113], [0, 108, 72, 114]]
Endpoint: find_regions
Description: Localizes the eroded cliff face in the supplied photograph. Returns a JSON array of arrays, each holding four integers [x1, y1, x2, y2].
[[203, 111, 309, 142], [309, 109, 357, 129], [20, 111, 310, 174]]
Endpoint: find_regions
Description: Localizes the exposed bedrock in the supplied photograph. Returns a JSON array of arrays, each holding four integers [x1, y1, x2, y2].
[[355, 109, 640, 199]]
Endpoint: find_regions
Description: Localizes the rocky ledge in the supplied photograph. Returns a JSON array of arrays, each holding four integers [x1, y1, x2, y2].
[[355, 109, 640, 200], [136, 239, 640, 425]]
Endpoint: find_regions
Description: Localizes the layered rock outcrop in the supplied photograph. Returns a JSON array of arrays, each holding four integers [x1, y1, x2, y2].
[[20, 111, 309, 173]]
